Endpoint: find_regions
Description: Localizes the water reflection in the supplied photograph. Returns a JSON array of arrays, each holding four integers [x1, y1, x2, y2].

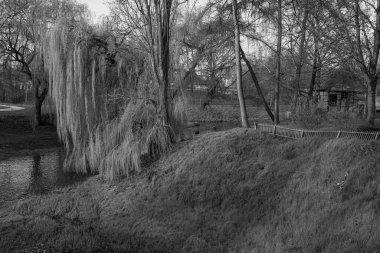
[[29, 154, 47, 194], [0, 149, 86, 206]]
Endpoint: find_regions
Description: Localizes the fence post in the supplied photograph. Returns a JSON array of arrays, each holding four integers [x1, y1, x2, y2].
[[376, 132, 379, 140], [301, 130, 305, 138], [273, 125, 277, 136], [254, 123, 257, 130], [337, 131, 341, 138]]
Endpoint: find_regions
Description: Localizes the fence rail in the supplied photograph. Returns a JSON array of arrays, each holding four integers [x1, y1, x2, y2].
[[253, 123, 380, 141]]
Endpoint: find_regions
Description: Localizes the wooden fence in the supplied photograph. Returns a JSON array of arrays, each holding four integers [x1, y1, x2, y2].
[[253, 123, 380, 141]]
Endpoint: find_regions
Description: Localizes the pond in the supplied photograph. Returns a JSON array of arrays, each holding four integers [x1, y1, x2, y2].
[[0, 104, 25, 112], [0, 149, 86, 206], [0, 121, 240, 206]]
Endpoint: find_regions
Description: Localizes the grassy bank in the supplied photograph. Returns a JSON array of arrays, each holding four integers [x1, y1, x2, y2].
[[0, 129, 379, 252], [186, 104, 275, 123]]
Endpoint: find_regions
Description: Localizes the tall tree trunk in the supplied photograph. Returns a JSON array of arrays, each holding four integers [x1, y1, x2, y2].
[[367, 77, 377, 124], [364, 90, 368, 118], [240, 47, 275, 122], [157, 1, 172, 125], [232, 0, 249, 128], [293, 5, 309, 110], [366, 0, 380, 124], [275, 0, 282, 124], [308, 37, 319, 101]]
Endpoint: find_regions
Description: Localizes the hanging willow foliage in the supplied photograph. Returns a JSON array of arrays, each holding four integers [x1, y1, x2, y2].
[[42, 19, 186, 179], [42, 20, 106, 173]]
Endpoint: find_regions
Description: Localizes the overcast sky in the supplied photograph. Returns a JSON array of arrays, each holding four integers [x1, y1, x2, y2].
[[76, 0, 209, 20], [77, 0, 110, 18]]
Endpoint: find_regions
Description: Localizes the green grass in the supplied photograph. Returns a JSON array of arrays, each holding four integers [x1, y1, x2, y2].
[[0, 129, 379, 252]]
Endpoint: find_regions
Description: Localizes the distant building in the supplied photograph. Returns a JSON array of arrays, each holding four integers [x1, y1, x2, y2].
[[316, 68, 368, 110], [317, 83, 380, 111], [0, 70, 32, 103], [317, 87, 364, 110], [182, 71, 209, 91]]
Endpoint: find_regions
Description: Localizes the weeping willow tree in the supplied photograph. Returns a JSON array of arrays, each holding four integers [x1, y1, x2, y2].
[[42, 18, 186, 180]]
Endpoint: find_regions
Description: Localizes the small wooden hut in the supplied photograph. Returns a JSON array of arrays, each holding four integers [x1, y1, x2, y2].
[[317, 86, 364, 110]]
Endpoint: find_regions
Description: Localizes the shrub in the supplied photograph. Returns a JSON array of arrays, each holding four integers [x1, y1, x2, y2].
[[292, 106, 327, 129]]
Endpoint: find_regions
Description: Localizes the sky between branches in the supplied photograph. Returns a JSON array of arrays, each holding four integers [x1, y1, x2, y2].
[[77, 0, 209, 20]]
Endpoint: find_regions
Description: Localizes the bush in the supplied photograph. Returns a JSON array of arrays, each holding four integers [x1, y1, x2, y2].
[[292, 106, 327, 129], [355, 124, 379, 132], [292, 106, 372, 130]]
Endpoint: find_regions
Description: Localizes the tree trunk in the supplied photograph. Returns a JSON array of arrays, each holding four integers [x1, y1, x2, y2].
[[367, 77, 377, 124], [308, 34, 319, 102], [293, 6, 309, 110], [35, 100, 43, 126], [353, 0, 380, 124], [233, 0, 250, 128], [157, 1, 172, 125], [365, 0, 380, 124], [34, 85, 48, 126], [364, 90, 368, 118], [159, 81, 169, 124], [240, 47, 275, 122], [274, 0, 282, 124], [308, 61, 318, 101]]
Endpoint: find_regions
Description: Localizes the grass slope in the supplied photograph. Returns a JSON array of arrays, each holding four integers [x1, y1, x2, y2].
[[0, 129, 379, 252]]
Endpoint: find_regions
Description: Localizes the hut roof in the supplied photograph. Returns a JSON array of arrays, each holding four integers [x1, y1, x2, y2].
[[182, 70, 210, 88]]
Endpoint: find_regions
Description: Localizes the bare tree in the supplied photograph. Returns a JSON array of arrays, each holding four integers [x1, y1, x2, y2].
[[177, 4, 235, 101], [292, 0, 310, 110], [233, 0, 250, 127], [307, 20, 321, 102], [274, 0, 282, 124], [326, 0, 380, 124], [240, 47, 275, 122], [111, 0, 181, 127]]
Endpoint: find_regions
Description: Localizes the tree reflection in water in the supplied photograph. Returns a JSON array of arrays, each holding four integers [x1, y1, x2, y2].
[[29, 153, 48, 194]]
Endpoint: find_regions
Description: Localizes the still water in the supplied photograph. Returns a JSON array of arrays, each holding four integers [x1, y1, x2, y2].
[[0, 149, 85, 206], [0, 122, 238, 206]]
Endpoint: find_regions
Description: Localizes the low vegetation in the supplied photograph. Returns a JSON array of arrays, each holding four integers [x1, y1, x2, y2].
[[1, 129, 379, 252], [291, 106, 379, 131], [186, 103, 277, 123]]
